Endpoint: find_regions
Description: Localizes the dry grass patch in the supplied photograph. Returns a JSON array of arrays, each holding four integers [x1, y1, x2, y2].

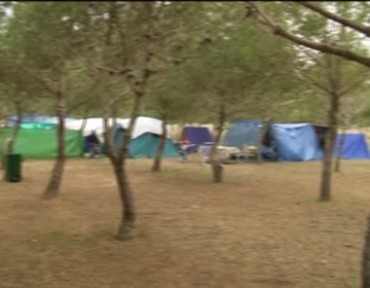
[[0, 155, 369, 288]]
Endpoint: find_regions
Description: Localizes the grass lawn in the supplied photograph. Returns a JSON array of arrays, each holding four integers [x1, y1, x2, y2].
[[0, 155, 369, 288]]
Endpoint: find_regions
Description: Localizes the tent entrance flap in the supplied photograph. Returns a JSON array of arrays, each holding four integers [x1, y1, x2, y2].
[[271, 124, 323, 161]]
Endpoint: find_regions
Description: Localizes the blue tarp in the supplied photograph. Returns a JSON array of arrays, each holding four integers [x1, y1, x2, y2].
[[182, 127, 214, 151], [271, 123, 323, 161], [333, 133, 370, 159], [223, 119, 262, 147]]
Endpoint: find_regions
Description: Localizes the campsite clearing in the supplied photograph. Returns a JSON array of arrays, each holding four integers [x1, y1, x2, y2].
[[0, 156, 369, 288]]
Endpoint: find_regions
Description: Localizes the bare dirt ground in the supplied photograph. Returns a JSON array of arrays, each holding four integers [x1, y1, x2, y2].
[[0, 155, 369, 288]]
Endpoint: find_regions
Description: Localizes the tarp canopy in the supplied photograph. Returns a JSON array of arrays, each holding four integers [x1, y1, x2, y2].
[[334, 133, 370, 159], [114, 129, 179, 158], [271, 123, 323, 161], [223, 119, 262, 147], [181, 127, 214, 151], [0, 128, 83, 159]]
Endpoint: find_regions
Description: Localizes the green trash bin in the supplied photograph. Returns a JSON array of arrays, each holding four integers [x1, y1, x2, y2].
[[5, 153, 22, 183]]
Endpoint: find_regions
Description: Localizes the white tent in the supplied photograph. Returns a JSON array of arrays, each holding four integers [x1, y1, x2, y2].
[[66, 116, 172, 140]]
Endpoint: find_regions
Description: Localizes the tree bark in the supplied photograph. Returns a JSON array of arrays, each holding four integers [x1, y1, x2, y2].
[[114, 163, 136, 241], [79, 117, 88, 156], [256, 118, 271, 164], [334, 128, 346, 173], [42, 89, 66, 200], [209, 104, 225, 183], [2, 101, 22, 181], [362, 214, 370, 288], [152, 118, 167, 172], [319, 92, 339, 202], [114, 91, 143, 240], [0, 111, 7, 171], [6, 100, 22, 155]]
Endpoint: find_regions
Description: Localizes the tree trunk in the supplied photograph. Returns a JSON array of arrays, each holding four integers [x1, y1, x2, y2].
[[114, 93, 142, 240], [256, 119, 271, 164], [114, 163, 136, 241], [2, 101, 22, 181], [319, 92, 339, 202], [79, 118, 88, 157], [6, 100, 22, 155], [0, 109, 9, 171], [362, 214, 370, 288], [152, 118, 167, 172], [42, 90, 66, 200], [104, 90, 142, 241], [334, 128, 346, 173], [0, 113, 6, 171], [209, 105, 225, 183]]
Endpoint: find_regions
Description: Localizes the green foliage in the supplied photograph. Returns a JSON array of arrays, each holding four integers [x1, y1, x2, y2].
[[0, 1, 369, 126], [150, 19, 300, 124]]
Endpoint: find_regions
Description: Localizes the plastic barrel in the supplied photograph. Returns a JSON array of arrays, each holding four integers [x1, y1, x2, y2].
[[5, 153, 22, 182]]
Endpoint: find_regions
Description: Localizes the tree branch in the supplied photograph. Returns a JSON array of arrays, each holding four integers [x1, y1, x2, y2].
[[339, 73, 370, 96], [245, 2, 370, 69], [299, 2, 370, 38], [299, 72, 332, 94]]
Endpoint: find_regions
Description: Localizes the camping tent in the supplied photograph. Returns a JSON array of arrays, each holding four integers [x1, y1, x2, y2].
[[66, 116, 178, 157], [270, 124, 323, 161], [181, 127, 214, 152], [333, 133, 370, 159], [223, 120, 323, 161], [0, 128, 83, 159], [223, 119, 262, 147], [114, 129, 179, 158], [112, 117, 179, 158]]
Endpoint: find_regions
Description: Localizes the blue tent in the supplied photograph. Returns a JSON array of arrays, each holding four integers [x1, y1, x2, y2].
[[333, 133, 370, 159], [223, 120, 323, 161], [271, 124, 323, 161], [223, 119, 262, 147], [181, 127, 214, 152]]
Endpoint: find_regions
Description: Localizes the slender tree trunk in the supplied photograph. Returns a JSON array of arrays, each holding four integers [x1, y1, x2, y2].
[[79, 117, 88, 156], [319, 92, 339, 202], [209, 105, 225, 183], [6, 100, 22, 155], [2, 101, 22, 181], [152, 118, 167, 172], [0, 111, 7, 171], [256, 118, 271, 164], [114, 163, 136, 240], [114, 92, 142, 240], [80, 118, 88, 134], [362, 214, 370, 288], [334, 128, 346, 173], [102, 2, 155, 240], [103, 90, 142, 241], [42, 89, 66, 200], [0, 133, 4, 171]]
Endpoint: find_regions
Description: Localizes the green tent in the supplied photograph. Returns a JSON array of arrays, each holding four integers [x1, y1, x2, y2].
[[114, 129, 179, 158], [0, 128, 83, 159]]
